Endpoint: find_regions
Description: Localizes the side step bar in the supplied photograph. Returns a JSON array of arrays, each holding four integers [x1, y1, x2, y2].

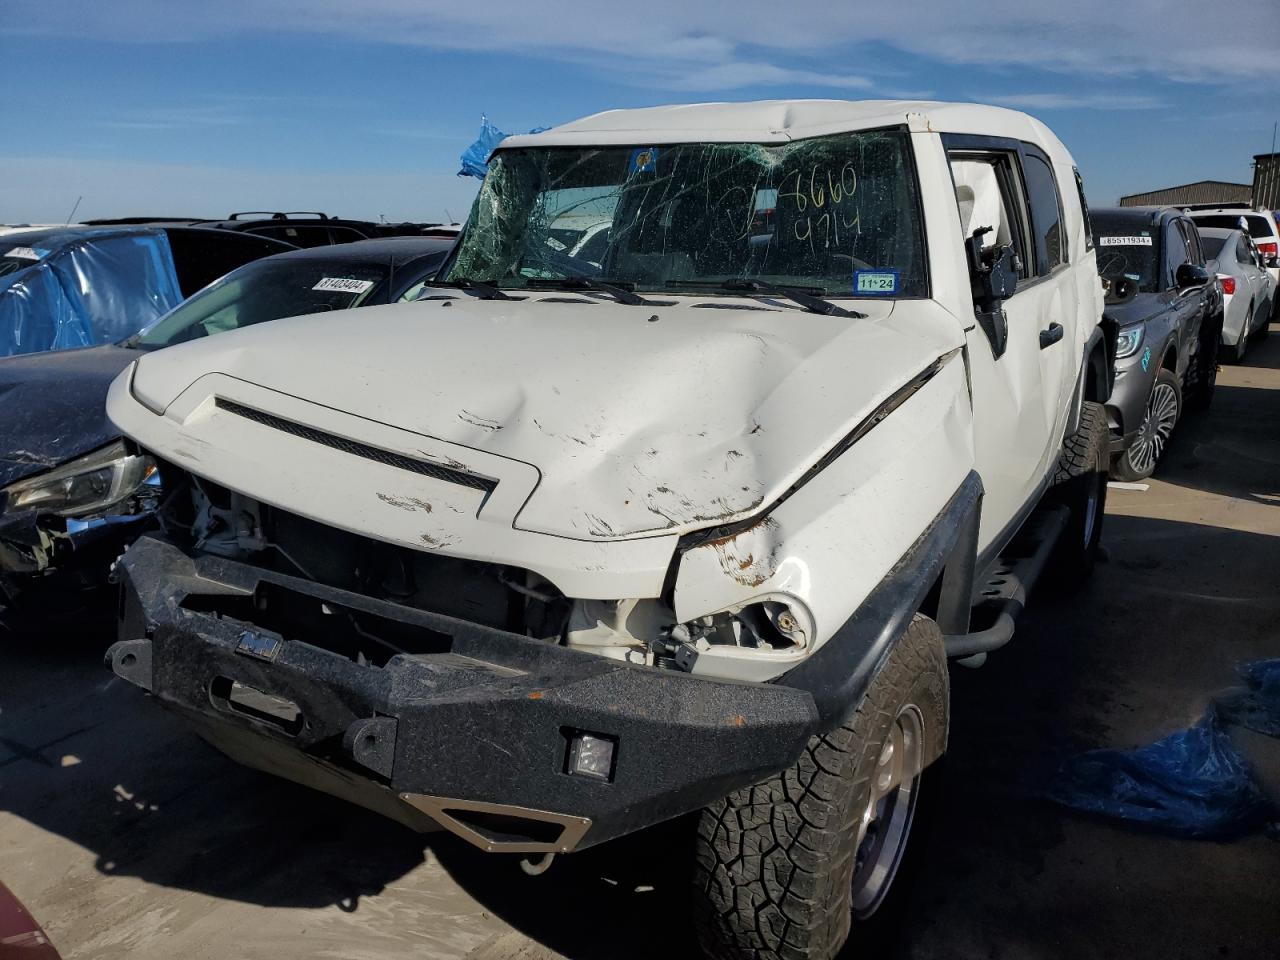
[[943, 505, 1069, 659]]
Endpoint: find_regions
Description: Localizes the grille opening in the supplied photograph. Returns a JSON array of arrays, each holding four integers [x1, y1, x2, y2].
[[209, 676, 305, 735], [182, 581, 455, 667], [442, 809, 567, 847]]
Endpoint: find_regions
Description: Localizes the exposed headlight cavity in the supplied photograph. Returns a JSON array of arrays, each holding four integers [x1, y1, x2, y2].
[[564, 596, 810, 670], [2, 441, 158, 518]]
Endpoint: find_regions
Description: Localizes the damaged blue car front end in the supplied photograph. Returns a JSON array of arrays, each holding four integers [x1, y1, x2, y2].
[[0, 346, 157, 609]]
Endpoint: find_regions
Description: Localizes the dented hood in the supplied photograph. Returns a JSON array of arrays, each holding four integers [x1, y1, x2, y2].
[[126, 296, 960, 540]]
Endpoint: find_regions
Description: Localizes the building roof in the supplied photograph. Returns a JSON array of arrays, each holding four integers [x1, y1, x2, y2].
[[1119, 180, 1252, 207], [501, 99, 1061, 149]]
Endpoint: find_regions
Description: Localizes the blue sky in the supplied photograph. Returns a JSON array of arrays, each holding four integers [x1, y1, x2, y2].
[[2, 1, 1277, 224]]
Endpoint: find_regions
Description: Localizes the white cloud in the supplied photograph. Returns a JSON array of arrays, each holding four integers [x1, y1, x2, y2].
[[663, 62, 874, 92], [5, 1, 1275, 90], [96, 103, 248, 131], [977, 93, 1167, 111]]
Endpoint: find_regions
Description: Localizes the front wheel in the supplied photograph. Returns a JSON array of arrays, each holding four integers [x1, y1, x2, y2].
[[692, 615, 948, 960], [1049, 400, 1108, 584], [1111, 368, 1180, 482]]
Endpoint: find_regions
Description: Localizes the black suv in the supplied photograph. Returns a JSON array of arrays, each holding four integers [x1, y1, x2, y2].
[[1092, 207, 1223, 480], [192, 212, 456, 249]]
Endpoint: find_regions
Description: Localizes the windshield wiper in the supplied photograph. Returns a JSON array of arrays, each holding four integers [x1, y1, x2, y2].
[[714, 279, 865, 318], [427, 278, 518, 301], [525, 276, 664, 307]]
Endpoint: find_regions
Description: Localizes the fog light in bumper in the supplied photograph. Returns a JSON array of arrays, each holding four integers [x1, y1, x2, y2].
[[566, 732, 616, 782]]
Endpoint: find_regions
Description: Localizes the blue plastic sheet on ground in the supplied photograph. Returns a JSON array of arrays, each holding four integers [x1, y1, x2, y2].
[[1218, 659, 1280, 737], [0, 230, 183, 357], [458, 115, 548, 179], [1047, 709, 1272, 839]]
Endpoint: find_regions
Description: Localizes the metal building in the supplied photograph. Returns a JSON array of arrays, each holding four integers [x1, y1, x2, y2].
[[1255, 153, 1280, 210], [1119, 180, 1253, 208]]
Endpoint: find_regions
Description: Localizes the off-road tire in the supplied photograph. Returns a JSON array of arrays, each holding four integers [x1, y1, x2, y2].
[[1048, 399, 1108, 585], [1187, 311, 1223, 403], [1111, 368, 1180, 482], [692, 615, 948, 960]]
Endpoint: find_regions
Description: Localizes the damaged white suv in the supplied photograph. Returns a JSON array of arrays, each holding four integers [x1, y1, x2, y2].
[[104, 100, 1112, 959]]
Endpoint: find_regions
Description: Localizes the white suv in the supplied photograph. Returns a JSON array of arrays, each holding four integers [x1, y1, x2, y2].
[[103, 100, 1111, 960], [1190, 205, 1280, 299]]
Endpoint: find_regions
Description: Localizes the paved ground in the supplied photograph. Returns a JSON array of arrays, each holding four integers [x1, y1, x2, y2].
[[2, 328, 1279, 960]]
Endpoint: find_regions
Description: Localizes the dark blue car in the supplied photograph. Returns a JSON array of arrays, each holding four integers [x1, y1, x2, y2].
[[0, 235, 455, 610]]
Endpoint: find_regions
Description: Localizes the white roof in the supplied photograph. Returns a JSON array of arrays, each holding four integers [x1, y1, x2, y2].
[[500, 99, 1063, 152]]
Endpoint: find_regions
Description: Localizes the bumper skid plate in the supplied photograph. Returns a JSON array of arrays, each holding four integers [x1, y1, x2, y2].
[[108, 536, 819, 852]]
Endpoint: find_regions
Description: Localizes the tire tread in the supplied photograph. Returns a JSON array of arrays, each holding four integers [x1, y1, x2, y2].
[[692, 616, 948, 960]]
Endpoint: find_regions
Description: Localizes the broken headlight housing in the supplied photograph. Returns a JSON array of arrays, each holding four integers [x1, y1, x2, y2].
[[1, 440, 158, 519]]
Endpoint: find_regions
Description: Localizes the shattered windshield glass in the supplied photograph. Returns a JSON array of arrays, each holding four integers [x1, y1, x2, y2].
[[1092, 216, 1159, 293], [135, 260, 388, 350], [447, 129, 927, 298]]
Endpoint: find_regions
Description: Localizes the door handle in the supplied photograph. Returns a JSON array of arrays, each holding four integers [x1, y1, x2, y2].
[[1039, 323, 1064, 349]]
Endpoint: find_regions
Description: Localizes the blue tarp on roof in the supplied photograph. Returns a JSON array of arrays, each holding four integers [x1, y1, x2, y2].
[[0, 230, 184, 357], [458, 115, 549, 179]]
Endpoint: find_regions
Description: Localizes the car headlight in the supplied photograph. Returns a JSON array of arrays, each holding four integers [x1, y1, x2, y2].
[[1, 440, 157, 519], [1115, 324, 1144, 360]]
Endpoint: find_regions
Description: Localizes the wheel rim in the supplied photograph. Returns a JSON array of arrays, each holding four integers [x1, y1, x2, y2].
[[1126, 380, 1178, 476], [851, 704, 924, 919]]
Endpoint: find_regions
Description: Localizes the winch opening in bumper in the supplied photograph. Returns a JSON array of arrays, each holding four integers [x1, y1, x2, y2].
[[108, 536, 819, 852]]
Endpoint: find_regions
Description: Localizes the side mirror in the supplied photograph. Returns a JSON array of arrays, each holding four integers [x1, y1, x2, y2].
[[1175, 261, 1210, 290], [1103, 275, 1138, 304], [964, 227, 1017, 357]]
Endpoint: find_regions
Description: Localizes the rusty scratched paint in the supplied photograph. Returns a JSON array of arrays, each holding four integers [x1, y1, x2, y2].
[[708, 516, 781, 588], [377, 493, 433, 512]]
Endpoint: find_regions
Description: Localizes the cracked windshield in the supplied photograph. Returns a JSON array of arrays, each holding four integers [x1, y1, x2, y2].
[[447, 130, 927, 297]]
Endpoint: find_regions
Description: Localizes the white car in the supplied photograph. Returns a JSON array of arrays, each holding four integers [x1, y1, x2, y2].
[[1199, 226, 1276, 361], [103, 100, 1110, 960], [1189, 206, 1280, 301]]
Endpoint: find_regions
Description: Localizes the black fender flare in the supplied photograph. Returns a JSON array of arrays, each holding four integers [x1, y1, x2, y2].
[[775, 471, 983, 734], [1065, 322, 1117, 439]]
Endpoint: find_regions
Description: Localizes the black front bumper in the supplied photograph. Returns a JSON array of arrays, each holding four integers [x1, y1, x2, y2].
[[108, 536, 820, 852]]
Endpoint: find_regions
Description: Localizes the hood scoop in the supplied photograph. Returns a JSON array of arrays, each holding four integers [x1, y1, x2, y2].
[[214, 398, 496, 494]]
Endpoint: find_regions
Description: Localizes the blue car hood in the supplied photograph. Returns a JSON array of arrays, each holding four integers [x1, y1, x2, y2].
[[0, 344, 138, 488]]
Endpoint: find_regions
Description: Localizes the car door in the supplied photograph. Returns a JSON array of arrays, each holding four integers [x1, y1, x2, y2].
[[1168, 218, 1206, 381], [1244, 237, 1271, 322], [945, 139, 1058, 551], [1018, 147, 1079, 450]]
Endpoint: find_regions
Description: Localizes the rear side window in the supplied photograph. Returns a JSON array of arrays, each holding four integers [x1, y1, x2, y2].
[[1021, 151, 1066, 273], [1073, 167, 1093, 251], [167, 230, 289, 296], [1164, 221, 1189, 285], [1181, 221, 1203, 265], [1197, 234, 1226, 260], [248, 225, 335, 248]]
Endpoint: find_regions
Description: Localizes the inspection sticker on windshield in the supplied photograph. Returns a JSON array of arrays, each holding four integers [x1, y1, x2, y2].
[[629, 147, 659, 174], [313, 277, 374, 293], [1099, 236, 1152, 246], [854, 269, 899, 295], [4, 246, 41, 260]]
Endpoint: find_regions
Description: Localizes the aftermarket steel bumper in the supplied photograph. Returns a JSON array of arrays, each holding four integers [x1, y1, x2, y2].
[[106, 536, 820, 852]]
